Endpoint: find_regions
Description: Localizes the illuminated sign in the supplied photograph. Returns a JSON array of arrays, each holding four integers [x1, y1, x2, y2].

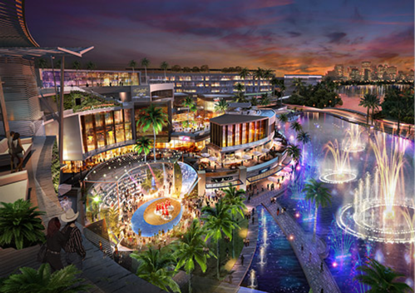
[[178, 136, 190, 141], [259, 167, 270, 174], [131, 86, 150, 98]]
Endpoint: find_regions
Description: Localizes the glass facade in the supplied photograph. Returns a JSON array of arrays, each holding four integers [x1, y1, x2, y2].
[[80, 109, 134, 153], [210, 118, 269, 148]]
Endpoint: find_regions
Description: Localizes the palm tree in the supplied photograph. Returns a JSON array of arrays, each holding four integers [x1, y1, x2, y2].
[[202, 199, 238, 280], [160, 61, 169, 81], [141, 57, 150, 84], [390, 99, 408, 136], [354, 257, 413, 293], [260, 94, 270, 106], [0, 264, 90, 293], [214, 100, 228, 114], [278, 113, 288, 124], [72, 61, 81, 86], [239, 67, 250, 93], [286, 144, 302, 164], [254, 67, 264, 93], [134, 137, 152, 162], [136, 104, 169, 162], [296, 131, 311, 161], [292, 78, 304, 95], [235, 82, 245, 95], [130, 247, 180, 293], [172, 219, 214, 293], [302, 179, 332, 243], [277, 79, 286, 106], [0, 199, 45, 250], [183, 96, 195, 122], [250, 96, 258, 106], [234, 93, 247, 103], [359, 94, 374, 125], [368, 94, 380, 125], [290, 121, 302, 133], [222, 184, 246, 259]]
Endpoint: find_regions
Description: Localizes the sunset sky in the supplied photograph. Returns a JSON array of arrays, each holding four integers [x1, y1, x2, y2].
[[26, 0, 414, 75]]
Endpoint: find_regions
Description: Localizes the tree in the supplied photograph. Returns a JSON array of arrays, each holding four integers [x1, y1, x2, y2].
[[160, 61, 169, 81], [0, 264, 90, 293], [72, 61, 81, 86], [239, 67, 250, 93], [192, 66, 200, 72], [254, 67, 264, 93], [0, 199, 45, 250], [134, 137, 152, 162], [183, 96, 195, 123], [359, 94, 374, 125], [129, 60, 137, 85], [234, 93, 247, 103], [390, 99, 408, 136], [286, 144, 302, 164], [200, 65, 209, 72], [136, 104, 169, 162], [250, 96, 258, 106], [278, 113, 288, 124], [172, 219, 214, 293], [214, 100, 228, 114], [222, 184, 246, 259], [354, 257, 413, 293], [276, 79, 286, 107], [130, 247, 180, 293], [302, 179, 332, 243], [260, 94, 270, 106], [292, 78, 305, 95], [290, 121, 302, 133], [235, 82, 244, 94], [368, 94, 380, 125], [171, 65, 181, 72], [37, 58, 47, 70], [296, 130, 310, 152], [202, 200, 238, 280], [86, 61, 96, 85], [141, 58, 150, 84]]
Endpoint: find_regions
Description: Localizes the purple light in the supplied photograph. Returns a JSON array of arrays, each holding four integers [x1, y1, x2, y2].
[[295, 212, 300, 218], [332, 262, 338, 267], [296, 165, 301, 170]]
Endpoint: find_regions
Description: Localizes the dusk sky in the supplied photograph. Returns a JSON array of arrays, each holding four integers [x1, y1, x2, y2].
[[26, 0, 414, 75]]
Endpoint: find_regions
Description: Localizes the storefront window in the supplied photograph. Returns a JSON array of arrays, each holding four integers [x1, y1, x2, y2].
[[114, 110, 125, 143], [242, 123, 247, 144], [95, 113, 105, 148], [124, 109, 132, 140], [83, 114, 96, 152], [235, 124, 240, 146], [227, 125, 234, 146], [105, 112, 115, 145], [249, 122, 255, 143]]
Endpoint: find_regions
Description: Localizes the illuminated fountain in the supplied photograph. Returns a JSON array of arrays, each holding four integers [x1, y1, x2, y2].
[[343, 124, 365, 153], [337, 135, 415, 243], [248, 269, 258, 289], [319, 139, 357, 184]]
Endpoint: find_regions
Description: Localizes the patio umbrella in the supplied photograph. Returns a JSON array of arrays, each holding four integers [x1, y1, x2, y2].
[[209, 157, 218, 162], [253, 151, 262, 156], [201, 153, 210, 158], [196, 115, 202, 118]]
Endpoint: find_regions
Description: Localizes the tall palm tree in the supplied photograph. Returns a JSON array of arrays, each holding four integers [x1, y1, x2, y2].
[[183, 96, 195, 123], [277, 79, 286, 106], [222, 184, 246, 259], [0, 264, 90, 293], [234, 93, 247, 103], [214, 100, 228, 114], [136, 104, 169, 162], [254, 67, 264, 93], [292, 78, 305, 95], [172, 219, 215, 293], [129, 60, 137, 85], [141, 58, 150, 84], [202, 200, 238, 280], [239, 67, 250, 93], [368, 94, 380, 125], [72, 61, 81, 86], [0, 199, 45, 250], [354, 257, 413, 293], [134, 137, 152, 162], [160, 61, 169, 81], [390, 99, 408, 136], [302, 179, 332, 243], [296, 131, 311, 161], [286, 144, 302, 164], [235, 82, 245, 96], [290, 121, 302, 133], [130, 247, 180, 293], [359, 94, 373, 125]]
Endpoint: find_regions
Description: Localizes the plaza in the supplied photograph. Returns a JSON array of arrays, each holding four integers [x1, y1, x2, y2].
[[0, 1, 415, 293]]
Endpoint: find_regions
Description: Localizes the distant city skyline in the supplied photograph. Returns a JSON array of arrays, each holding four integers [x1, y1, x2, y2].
[[26, 0, 414, 75]]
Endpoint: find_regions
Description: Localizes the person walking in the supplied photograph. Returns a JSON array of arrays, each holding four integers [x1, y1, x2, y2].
[[61, 209, 86, 270], [7, 131, 15, 172], [45, 217, 70, 272], [11, 132, 24, 172], [320, 261, 324, 272]]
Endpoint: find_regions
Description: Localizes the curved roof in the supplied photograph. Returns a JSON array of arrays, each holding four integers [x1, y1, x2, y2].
[[210, 114, 267, 125], [0, 0, 39, 47]]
